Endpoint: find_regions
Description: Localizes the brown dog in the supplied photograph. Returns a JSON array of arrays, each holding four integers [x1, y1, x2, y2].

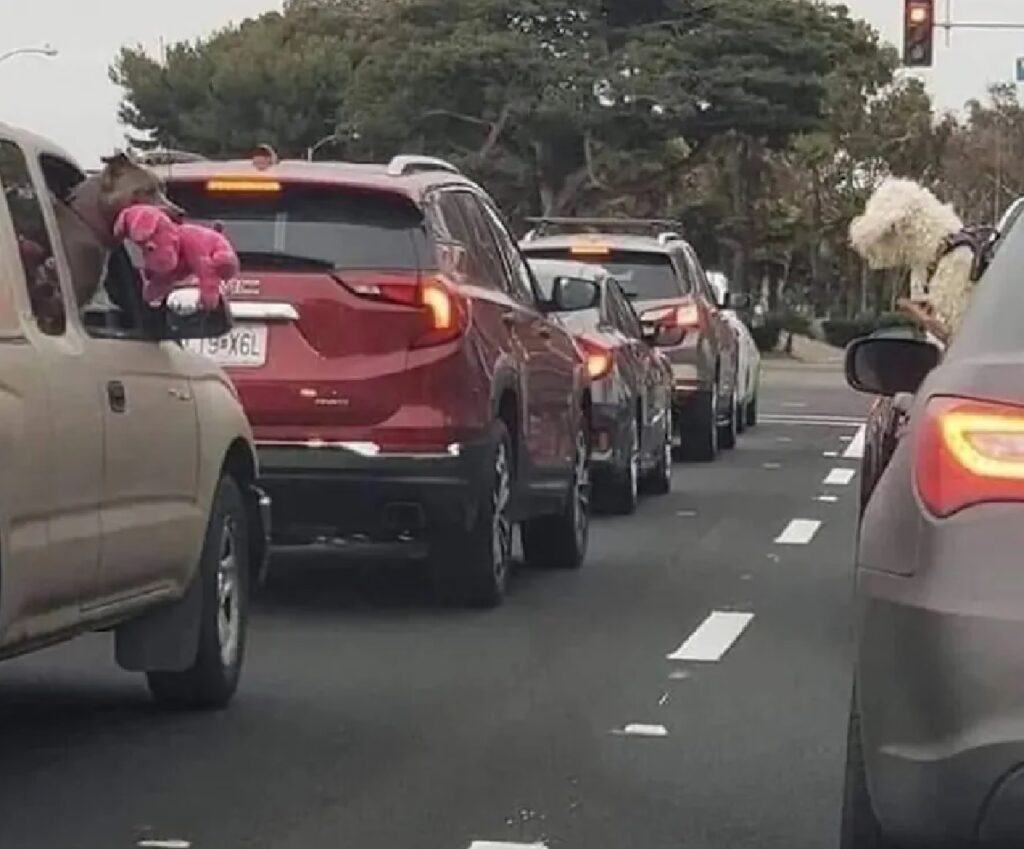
[[54, 152, 185, 308]]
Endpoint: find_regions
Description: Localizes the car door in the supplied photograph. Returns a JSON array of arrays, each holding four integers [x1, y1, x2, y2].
[[606, 280, 660, 452], [81, 248, 203, 601], [477, 197, 578, 476], [684, 245, 737, 398], [0, 137, 101, 629]]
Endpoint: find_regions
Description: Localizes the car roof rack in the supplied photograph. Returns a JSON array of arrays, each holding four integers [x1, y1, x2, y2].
[[387, 154, 461, 177], [135, 148, 209, 166], [522, 216, 684, 241]]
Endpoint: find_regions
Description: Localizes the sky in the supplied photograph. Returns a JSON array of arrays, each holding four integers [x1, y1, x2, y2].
[[2, 0, 1023, 167]]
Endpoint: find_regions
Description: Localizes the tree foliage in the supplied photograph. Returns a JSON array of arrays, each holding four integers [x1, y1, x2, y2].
[[111, 0, 1006, 316]]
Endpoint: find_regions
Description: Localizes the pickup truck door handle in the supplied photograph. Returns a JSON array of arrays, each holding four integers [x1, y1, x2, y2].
[[501, 312, 517, 327], [536, 324, 552, 340], [107, 380, 126, 413]]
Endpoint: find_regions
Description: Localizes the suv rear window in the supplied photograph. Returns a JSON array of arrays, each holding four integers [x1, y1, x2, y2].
[[522, 248, 686, 299], [166, 183, 434, 271]]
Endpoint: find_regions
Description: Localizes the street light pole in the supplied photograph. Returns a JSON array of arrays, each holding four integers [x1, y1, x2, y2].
[[0, 45, 58, 65]]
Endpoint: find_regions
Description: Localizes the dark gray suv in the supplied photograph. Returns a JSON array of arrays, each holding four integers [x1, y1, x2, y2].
[[520, 218, 744, 462], [842, 208, 1024, 847]]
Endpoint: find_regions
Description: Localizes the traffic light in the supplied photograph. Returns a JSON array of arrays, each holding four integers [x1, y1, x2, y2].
[[904, 0, 935, 67]]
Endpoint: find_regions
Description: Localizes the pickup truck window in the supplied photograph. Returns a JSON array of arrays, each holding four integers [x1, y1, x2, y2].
[[0, 140, 66, 336]]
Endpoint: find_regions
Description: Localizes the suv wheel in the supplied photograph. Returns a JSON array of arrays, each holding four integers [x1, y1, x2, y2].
[[523, 419, 590, 570], [719, 384, 738, 450], [682, 385, 719, 462], [432, 420, 513, 608], [643, 409, 672, 496], [841, 693, 896, 849], [147, 476, 249, 710], [608, 418, 640, 515]]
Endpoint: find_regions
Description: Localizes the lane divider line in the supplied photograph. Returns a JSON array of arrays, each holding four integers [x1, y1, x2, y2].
[[823, 451, 839, 458], [824, 468, 857, 486], [844, 425, 866, 459], [469, 842, 548, 849], [666, 611, 755, 662], [775, 519, 822, 545], [612, 724, 669, 737], [138, 842, 191, 849], [817, 495, 840, 503]]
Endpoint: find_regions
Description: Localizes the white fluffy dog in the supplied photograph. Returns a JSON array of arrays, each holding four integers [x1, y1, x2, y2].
[[849, 178, 976, 340]]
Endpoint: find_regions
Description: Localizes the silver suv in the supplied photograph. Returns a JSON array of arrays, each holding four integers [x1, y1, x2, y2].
[[0, 123, 269, 708], [521, 218, 744, 461]]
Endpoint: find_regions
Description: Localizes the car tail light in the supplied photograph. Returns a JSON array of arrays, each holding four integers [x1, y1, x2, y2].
[[916, 396, 1024, 517], [576, 337, 614, 380], [205, 178, 282, 193], [641, 298, 703, 331], [338, 270, 467, 348]]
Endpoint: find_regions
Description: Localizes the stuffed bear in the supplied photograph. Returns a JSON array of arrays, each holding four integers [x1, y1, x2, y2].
[[113, 204, 239, 311]]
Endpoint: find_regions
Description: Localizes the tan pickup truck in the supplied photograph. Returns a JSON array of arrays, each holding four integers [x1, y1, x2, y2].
[[0, 122, 269, 708]]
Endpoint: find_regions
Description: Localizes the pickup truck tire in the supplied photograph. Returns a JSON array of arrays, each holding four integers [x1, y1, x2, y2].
[[522, 419, 591, 570], [431, 420, 513, 609], [147, 476, 249, 709]]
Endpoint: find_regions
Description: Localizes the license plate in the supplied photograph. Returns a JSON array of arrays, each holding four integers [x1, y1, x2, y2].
[[184, 323, 268, 367]]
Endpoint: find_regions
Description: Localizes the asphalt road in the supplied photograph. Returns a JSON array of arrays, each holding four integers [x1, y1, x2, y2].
[[0, 359, 870, 849]]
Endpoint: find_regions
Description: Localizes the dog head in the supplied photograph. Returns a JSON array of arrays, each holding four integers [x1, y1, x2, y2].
[[97, 151, 185, 224], [849, 178, 963, 272]]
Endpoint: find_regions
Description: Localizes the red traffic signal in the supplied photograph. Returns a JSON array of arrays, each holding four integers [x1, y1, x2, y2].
[[904, 0, 935, 67]]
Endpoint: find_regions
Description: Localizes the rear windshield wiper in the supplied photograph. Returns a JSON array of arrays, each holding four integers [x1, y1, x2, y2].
[[235, 250, 338, 271]]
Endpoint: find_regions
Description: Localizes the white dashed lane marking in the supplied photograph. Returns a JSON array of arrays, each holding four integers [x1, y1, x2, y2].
[[775, 519, 822, 545], [817, 495, 839, 503], [612, 724, 669, 737], [469, 842, 548, 849], [667, 611, 755, 662], [844, 425, 866, 459], [824, 468, 856, 486], [138, 842, 191, 849]]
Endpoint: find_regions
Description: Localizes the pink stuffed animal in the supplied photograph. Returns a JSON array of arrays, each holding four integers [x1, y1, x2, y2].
[[113, 204, 239, 310]]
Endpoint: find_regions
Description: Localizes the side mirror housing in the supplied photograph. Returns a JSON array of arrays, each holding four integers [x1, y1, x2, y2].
[[845, 336, 941, 397], [159, 288, 233, 341], [723, 292, 751, 311], [551, 276, 601, 312], [642, 322, 685, 348]]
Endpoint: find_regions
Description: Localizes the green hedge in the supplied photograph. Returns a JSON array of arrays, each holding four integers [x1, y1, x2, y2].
[[750, 312, 812, 353]]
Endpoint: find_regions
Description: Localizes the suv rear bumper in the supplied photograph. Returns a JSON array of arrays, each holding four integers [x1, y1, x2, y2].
[[255, 439, 491, 545], [859, 571, 1024, 846]]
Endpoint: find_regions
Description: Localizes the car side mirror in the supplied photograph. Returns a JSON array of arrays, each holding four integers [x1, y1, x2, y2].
[[845, 337, 941, 397], [723, 292, 750, 311], [642, 322, 684, 348], [160, 288, 233, 341], [552, 276, 600, 312]]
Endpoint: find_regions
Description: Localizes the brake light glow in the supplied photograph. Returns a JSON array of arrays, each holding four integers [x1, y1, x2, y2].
[[916, 397, 1024, 517], [339, 270, 466, 348], [641, 300, 702, 330], [206, 179, 282, 193], [577, 338, 614, 380], [569, 243, 611, 256]]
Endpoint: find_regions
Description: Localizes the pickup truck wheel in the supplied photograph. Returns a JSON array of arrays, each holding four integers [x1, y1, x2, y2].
[[522, 420, 590, 570], [431, 421, 513, 608], [745, 391, 758, 428], [147, 476, 249, 710]]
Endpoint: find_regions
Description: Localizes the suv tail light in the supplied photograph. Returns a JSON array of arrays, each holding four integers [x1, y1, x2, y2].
[[338, 270, 467, 348], [641, 298, 703, 331], [916, 396, 1024, 517], [576, 337, 614, 380]]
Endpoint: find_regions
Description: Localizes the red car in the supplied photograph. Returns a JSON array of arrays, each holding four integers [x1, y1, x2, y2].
[[160, 151, 593, 607]]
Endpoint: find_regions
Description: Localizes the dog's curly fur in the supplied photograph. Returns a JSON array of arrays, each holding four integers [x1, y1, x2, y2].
[[849, 177, 974, 333]]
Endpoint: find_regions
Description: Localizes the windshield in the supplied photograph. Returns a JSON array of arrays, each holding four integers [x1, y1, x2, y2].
[[166, 183, 433, 271], [523, 248, 686, 299]]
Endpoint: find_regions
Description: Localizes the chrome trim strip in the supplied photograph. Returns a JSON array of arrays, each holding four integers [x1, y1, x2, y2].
[[230, 302, 299, 321], [256, 440, 462, 459]]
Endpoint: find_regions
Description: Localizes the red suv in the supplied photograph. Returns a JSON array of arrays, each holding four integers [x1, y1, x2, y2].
[[159, 152, 592, 607]]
